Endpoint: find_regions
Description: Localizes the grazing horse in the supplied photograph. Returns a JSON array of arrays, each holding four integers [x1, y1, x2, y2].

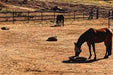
[[56, 15, 64, 26], [74, 28, 112, 60]]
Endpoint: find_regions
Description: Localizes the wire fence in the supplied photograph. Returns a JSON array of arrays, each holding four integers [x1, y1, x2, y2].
[[0, 8, 111, 24]]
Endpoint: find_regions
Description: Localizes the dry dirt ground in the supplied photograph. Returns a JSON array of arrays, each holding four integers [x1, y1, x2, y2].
[[0, 19, 113, 75]]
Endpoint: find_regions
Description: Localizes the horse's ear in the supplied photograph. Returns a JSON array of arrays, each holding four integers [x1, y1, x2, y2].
[[74, 42, 77, 45]]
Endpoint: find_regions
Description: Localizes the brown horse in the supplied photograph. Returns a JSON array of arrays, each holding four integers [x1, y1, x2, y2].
[[74, 28, 112, 60], [56, 15, 64, 26]]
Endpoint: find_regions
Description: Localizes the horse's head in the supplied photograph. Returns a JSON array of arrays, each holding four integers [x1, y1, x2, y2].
[[74, 42, 82, 57]]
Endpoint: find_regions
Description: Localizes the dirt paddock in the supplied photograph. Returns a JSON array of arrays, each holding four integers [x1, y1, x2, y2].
[[0, 19, 113, 75]]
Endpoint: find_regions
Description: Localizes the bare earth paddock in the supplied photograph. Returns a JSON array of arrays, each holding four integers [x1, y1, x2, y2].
[[0, 18, 113, 75]]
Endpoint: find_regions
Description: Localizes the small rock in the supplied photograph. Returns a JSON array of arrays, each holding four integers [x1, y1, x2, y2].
[[1, 27, 9, 30], [46, 36, 57, 41]]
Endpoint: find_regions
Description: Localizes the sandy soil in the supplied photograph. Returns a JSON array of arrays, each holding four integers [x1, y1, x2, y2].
[[0, 19, 113, 75]]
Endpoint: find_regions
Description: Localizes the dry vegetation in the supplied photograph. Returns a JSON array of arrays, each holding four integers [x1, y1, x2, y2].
[[1, 0, 113, 12], [0, 18, 113, 74], [0, 0, 113, 75]]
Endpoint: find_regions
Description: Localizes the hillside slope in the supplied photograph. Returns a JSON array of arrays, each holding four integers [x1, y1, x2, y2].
[[0, 0, 113, 12]]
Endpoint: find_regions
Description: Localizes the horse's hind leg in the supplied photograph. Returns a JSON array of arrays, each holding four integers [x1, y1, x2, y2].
[[104, 45, 111, 58], [104, 46, 108, 58], [104, 37, 112, 58]]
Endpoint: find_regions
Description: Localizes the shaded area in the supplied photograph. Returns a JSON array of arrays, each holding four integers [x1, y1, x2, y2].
[[1, 27, 9, 30], [63, 57, 108, 63], [46, 36, 57, 41], [50, 24, 61, 27]]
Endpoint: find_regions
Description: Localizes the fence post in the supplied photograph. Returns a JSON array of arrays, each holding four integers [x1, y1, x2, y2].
[[108, 16, 110, 28], [108, 11, 111, 28], [74, 11, 75, 20], [12, 11, 15, 24], [88, 8, 93, 19], [41, 11, 43, 21], [102, 11, 104, 18], [108, 10, 111, 18], [54, 11, 56, 21], [112, 11, 113, 19], [91, 8, 93, 19], [5, 0, 8, 3], [83, 12, 84, 19], [28, 11, 30, 23], [96, 8, 99, 19]]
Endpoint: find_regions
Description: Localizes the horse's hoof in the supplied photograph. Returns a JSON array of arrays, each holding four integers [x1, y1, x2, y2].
[[93, 58, 96, 61], [69, 56, 75, 60], [93, 59, 96, 61], [88, 57, 91, 59], [104, 56, 108, 59]]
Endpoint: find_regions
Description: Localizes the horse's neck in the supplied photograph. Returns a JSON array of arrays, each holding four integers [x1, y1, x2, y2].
[[77, 33, 86, 48]]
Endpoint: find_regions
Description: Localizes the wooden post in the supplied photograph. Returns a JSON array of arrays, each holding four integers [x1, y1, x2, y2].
[[96, 8, 99, 19], [23, 0, 27, 4], [74, 11, 75, 21], [108, 16, 110, 28], [91, 8, 93, 19], [5, 0, 8, 3], [108, 10, 111, 18], [54, 11, 56, 21], [102, 11, 104, 18], [88, 8, 93, 20], [12, 11, 15, 24], [112, 11, 113, 19], [108, 11, 111, 28], [83, 12, 84, 19], [28, 11, 30, 23], [41, 11, 43, 21]]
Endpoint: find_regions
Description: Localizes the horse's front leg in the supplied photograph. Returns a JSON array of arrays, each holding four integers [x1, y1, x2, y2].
[[88, 44, 92, 59], [104, 46, 108, 58], [92, 43, 96, 60]]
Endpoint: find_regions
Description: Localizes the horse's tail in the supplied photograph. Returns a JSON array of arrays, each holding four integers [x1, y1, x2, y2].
[[107, 28, 112, 56]]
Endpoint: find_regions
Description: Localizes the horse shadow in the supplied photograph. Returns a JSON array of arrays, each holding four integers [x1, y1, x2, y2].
[[62, 57, 108, 63], [50, 24, 61, 27]]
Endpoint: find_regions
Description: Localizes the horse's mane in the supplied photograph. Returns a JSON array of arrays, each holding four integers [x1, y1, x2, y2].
[[77, 28, 93, 48]]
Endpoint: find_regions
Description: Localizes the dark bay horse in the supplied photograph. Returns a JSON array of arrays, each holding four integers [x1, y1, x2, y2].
[[56, 15, 64, 26], [74, 28, 112, 60]]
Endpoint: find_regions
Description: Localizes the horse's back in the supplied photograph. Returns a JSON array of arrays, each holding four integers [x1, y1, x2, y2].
[[89, 28, 112, 35], [86, 28, 112, 43], [96, 28, 112, 36], [57, 15, 64, 19]]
